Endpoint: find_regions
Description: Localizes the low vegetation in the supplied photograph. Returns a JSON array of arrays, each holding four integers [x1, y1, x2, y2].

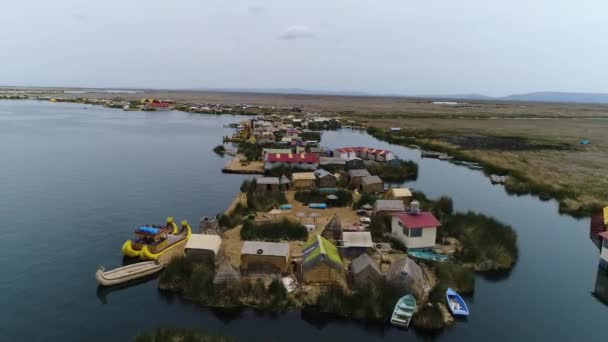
[[412, 262, 475, 330], [412, 191, 454, 221], [352, 191, 378, 209], [441, 212, 518, 271], [240, 218, 308, 241], [133, 328, 235, 342], [367, 160, 418, 182], [159, 257, 296, 311], [294, 189, 353, 207], [367, 126, 603, 217], [237, 141, 262, 162], [218, 180, 287, 229], [213, 145, 226, 156], [316, 280, 401, 322]]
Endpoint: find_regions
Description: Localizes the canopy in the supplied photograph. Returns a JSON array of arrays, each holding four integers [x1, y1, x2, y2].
[[135, 226, 160, 235]]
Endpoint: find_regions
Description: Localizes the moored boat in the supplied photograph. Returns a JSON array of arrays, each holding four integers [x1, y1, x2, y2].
[[408, 249, 449, 262], [140, 221, 192, 261], [446, 288, 470, 317], [95, 261, 163, 287], [121, 217, 189, 260], [390, 294, 417, 328], [420, 151, 443, 158]]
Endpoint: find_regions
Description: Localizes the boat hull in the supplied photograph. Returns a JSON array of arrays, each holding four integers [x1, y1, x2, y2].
[[139, 224, 191, 261], [390, 294, 416, 328], [121, 240, 142, 258], [446, 288, 470, 317], [96, 261, 163, 287]]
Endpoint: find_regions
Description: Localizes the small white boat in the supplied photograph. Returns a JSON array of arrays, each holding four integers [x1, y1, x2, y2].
[[390, 294, 416, 328], [96, 261, 163, 287]]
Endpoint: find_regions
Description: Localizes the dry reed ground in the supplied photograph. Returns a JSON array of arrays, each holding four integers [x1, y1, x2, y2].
[[220, 190, 360, 269]]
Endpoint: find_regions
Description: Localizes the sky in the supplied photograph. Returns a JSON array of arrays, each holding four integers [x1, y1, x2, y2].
[[1, 0, 607, 96]]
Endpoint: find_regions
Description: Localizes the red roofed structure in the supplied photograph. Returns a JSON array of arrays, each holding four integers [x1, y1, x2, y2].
[[145, 102, 172, 111], [391, 212, 440, 249], [264, 153, 319, 171], [334, 146, 395, 162]]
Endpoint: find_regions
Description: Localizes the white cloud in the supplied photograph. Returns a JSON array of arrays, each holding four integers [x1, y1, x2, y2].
[[278, 26, 316, 40]]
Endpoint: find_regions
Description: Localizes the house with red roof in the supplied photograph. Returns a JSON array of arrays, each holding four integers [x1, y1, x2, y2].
[[391, 212, 441, 249], [264, 153, 319, 171], [334, 146, 395, 162], [144, 101, 172, 111]]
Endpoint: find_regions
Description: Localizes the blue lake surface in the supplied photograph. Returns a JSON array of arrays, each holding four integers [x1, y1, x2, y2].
[[0, 100, 606, 341]]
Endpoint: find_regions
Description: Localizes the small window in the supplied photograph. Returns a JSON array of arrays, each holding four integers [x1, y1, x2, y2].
[[405, 228, 422, 237], [397, 221, 403, 227], [603, 238, 608, 250]]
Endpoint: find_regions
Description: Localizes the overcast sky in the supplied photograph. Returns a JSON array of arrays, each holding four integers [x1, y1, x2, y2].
[[1, 0, 606, 96]]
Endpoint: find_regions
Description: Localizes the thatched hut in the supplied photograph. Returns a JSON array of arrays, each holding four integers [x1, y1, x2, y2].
[[301, 235, 344, 284], [213, 263, 241, 287], [322, 214, 342, 240], [386, 257, 430, 299], [350, 253, 383, 287]]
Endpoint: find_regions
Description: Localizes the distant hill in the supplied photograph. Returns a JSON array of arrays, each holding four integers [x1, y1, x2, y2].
[[499, 92, 608, 104], [415, 93, 494, 101]]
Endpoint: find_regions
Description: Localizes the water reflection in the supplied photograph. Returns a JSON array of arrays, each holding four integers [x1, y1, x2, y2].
[[592, 262, 608, 306], [96, 274, 159, 304]]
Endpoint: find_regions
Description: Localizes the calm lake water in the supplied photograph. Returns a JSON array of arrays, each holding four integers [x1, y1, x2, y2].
[[0, 100, 606, 341]]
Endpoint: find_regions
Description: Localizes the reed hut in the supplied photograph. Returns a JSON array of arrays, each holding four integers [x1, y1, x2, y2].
[[292, 172, 317, 189], [350, 253, 383, 287], [360, 175, 383, 193], [386, 257, 430, 299], [301, 235, 344, 284], [322, 214, 342, 240], [256, 177, 280, 192], [213, 263, 241, 287]]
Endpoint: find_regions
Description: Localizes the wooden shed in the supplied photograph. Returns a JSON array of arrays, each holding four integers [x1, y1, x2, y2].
[[350, 253, 383, 287], [360, 175, 383, 193], [314, 169, 337, 188], [292, 172, 317, 189], [347, 169, 371, 189], [256, 177, 280, 192], [301, 235, 344, 284], [240, 241, 290, 275]]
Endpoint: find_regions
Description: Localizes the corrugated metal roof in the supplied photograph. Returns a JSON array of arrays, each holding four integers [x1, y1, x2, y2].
[[395, 212, 441, 229], [390, 188, 412, 198], [319, 157, 346, 165], [292, 172, 316, 180], [241, 241, 289, 257], [374, 199, 405, 211], [257, 177, 280, 185], [185, 234, 222, 255], [314, 169, 334, 179], [347, 169, 371, 177], [361, 175, 383, 185], [342, 232, 374, 248]]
